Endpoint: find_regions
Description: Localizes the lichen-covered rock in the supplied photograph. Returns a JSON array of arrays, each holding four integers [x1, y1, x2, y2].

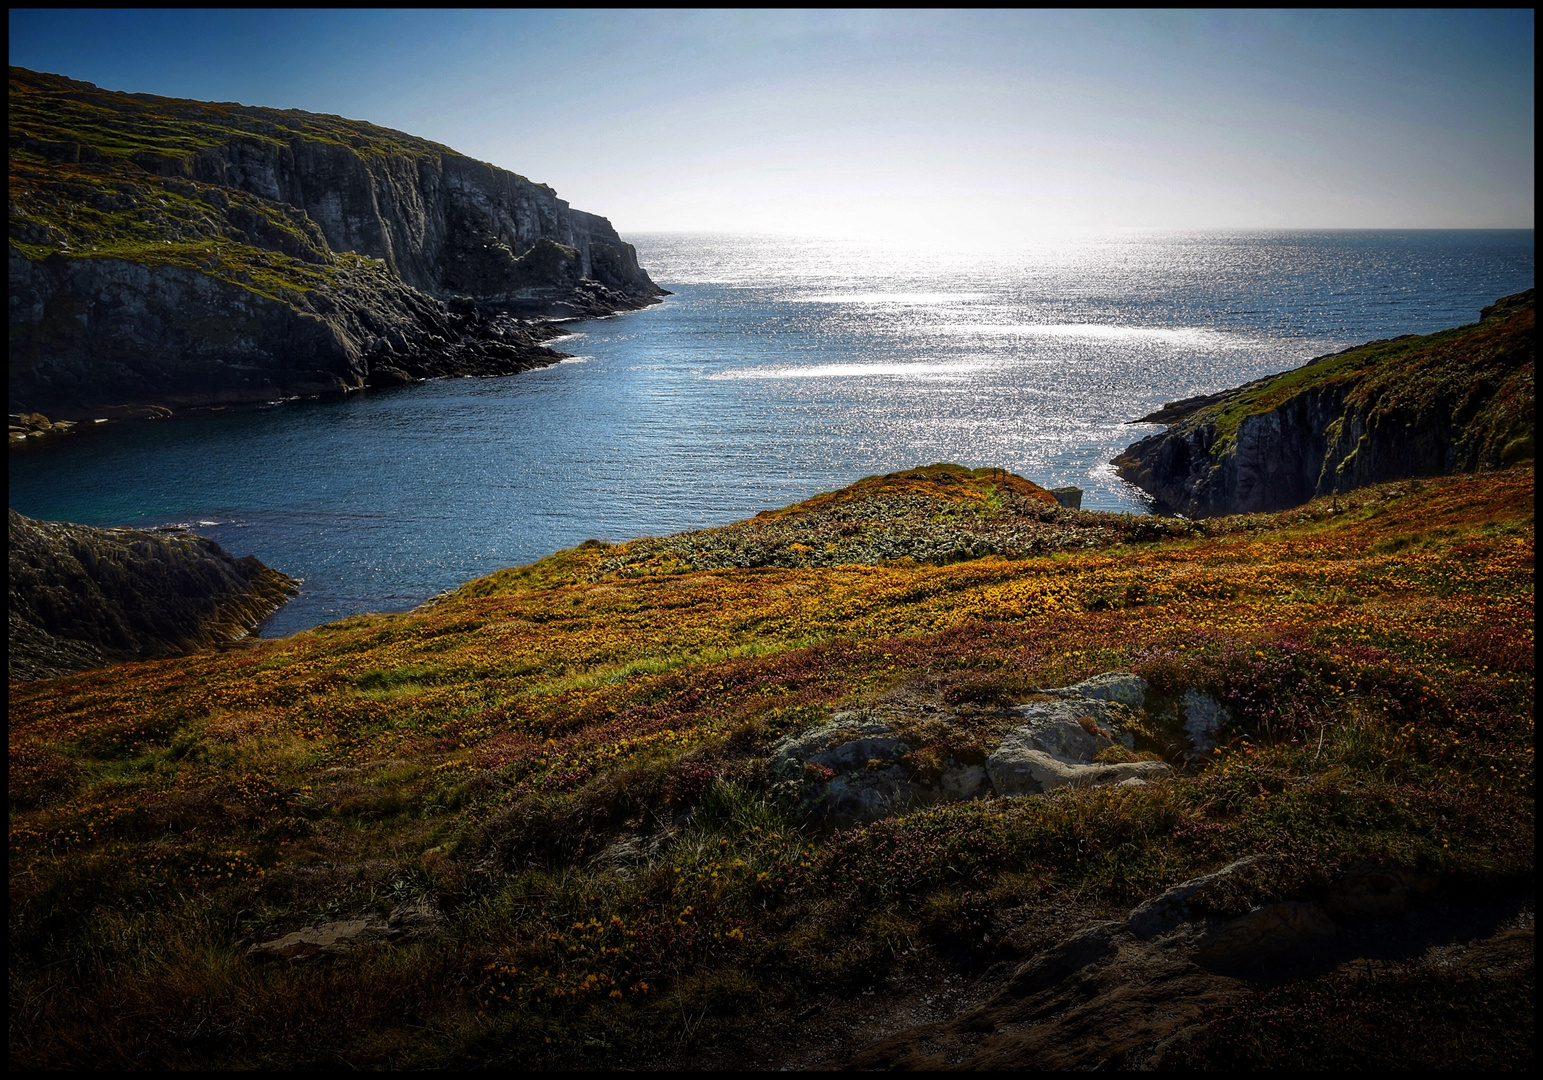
[[985, 739, 1170, 795], [1045, 671, 1148, 708], [771, 713, 917, 826], [247, 918, 384, 962], [772, 675, 1179, 823], [1006, 699, 1132, 759], [770, 713, 910, 777]]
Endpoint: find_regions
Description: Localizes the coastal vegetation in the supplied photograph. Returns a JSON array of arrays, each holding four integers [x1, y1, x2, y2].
[[9, 463, 1533, 1068]]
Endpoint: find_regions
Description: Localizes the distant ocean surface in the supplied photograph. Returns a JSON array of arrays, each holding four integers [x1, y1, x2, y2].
[[9, 230, 1534, 636]]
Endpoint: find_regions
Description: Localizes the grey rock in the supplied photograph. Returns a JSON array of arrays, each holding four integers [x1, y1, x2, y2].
[[1181, 690, 1230, 754], [1127, 855, 1270, 939], [769, 714, 907, 779], [1003, 921, 1125, 998], [1008, 700, 1118, 762], [770, 714, 916, 826], [986, 742, 1170, 796], [1046, 671, 1148, 708], [938, 762, 991, 800]]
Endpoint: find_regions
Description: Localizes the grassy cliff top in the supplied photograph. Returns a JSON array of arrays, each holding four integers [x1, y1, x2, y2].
[[9, 462, 1534, 1068], [1168, 291, 1534, 461], [7, 66, 543, 303], [9, 66, 474, 171]]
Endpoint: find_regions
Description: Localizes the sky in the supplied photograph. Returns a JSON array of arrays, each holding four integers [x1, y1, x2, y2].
[[8, 9, 1535, 239]]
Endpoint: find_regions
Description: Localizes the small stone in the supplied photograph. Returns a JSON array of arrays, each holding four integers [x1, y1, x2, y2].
[[247, 918, 385, 961]]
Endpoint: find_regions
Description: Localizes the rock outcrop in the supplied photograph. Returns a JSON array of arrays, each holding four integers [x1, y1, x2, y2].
[[1113, 290, 1534, 516], [8, 66, 666, 416], [8, 509, 298, 680], [838, 857, 1527, 1071], [769, 673, 1176, 826]]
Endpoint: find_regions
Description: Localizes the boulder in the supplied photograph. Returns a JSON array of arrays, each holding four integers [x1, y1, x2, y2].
[[246, 899, 440, 961], [986, 695, 1168, 795], [771, 713, 916, 826], [1127, 855, 1271, 939]]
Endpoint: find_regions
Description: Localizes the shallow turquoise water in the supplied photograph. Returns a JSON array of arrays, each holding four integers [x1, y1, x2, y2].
[[9, 230, 1533, 635]]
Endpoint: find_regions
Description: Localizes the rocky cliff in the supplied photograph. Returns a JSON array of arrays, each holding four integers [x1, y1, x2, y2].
[[1113, 290, 1534, 517], [8, 67, 665, 416], [9, 509, 299, 680]]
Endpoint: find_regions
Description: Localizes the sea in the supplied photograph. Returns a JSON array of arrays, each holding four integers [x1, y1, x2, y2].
[[8, 230, 1534, 637]]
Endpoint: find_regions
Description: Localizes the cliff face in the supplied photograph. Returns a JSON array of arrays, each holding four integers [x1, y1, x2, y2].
[[8, 509, 299, 680], [1113, 290, 1534, 517], [8, 67, 665, 415]]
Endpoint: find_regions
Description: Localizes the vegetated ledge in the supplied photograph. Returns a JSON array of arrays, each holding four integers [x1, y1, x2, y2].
[[8, 509, 298, 680], [7, 66, 667, 419], [1112, 289, 1535, 518]]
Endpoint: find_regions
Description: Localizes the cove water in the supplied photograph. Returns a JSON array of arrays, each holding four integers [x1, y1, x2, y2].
[[9, 230, 1534, 636]]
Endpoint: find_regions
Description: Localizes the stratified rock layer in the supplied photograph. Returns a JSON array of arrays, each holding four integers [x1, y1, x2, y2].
[[8, 66, 665, 416], [1113, 290, 1534, 517], [8, 509, 298, 680]]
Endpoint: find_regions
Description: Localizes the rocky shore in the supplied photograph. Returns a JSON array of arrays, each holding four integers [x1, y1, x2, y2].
[[8, 509, 298, 680], [1113, 290, 1534, 517], [8, 66, 666, 419]]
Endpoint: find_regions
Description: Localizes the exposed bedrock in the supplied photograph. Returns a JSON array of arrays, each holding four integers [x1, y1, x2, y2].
[[9, 248, 572, 414], [768, 672, 1183, 828], [8, 509, 298, 681], [1113, 290, 1534, 517]]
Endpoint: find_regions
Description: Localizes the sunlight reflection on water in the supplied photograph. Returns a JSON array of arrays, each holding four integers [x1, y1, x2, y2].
[[9, 230, 1533, 635]]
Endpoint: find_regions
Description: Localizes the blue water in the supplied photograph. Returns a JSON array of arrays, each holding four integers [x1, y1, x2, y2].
[[9, 230, 1533, 636]]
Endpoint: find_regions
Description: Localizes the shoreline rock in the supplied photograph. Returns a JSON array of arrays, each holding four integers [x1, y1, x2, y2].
[[1112, 290, 1534, 517], [8, 509, 299, 681]]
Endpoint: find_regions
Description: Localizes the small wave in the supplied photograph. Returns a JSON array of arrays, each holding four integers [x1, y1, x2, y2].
[[799, 292, 986, 306], [155, 518, 230, 532], [558, 355, 592, 364], [942, 323, 1248, 347], [710, 359, 992, 380]]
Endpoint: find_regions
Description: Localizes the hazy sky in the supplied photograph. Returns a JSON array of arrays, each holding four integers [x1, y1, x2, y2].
[[9, 9, 1535, 238]]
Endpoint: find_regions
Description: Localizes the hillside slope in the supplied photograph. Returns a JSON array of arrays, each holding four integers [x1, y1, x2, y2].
[[8, 67, 665, 415], [1113, 290, 1534, 517], [9, 464, 1533, 1069]]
